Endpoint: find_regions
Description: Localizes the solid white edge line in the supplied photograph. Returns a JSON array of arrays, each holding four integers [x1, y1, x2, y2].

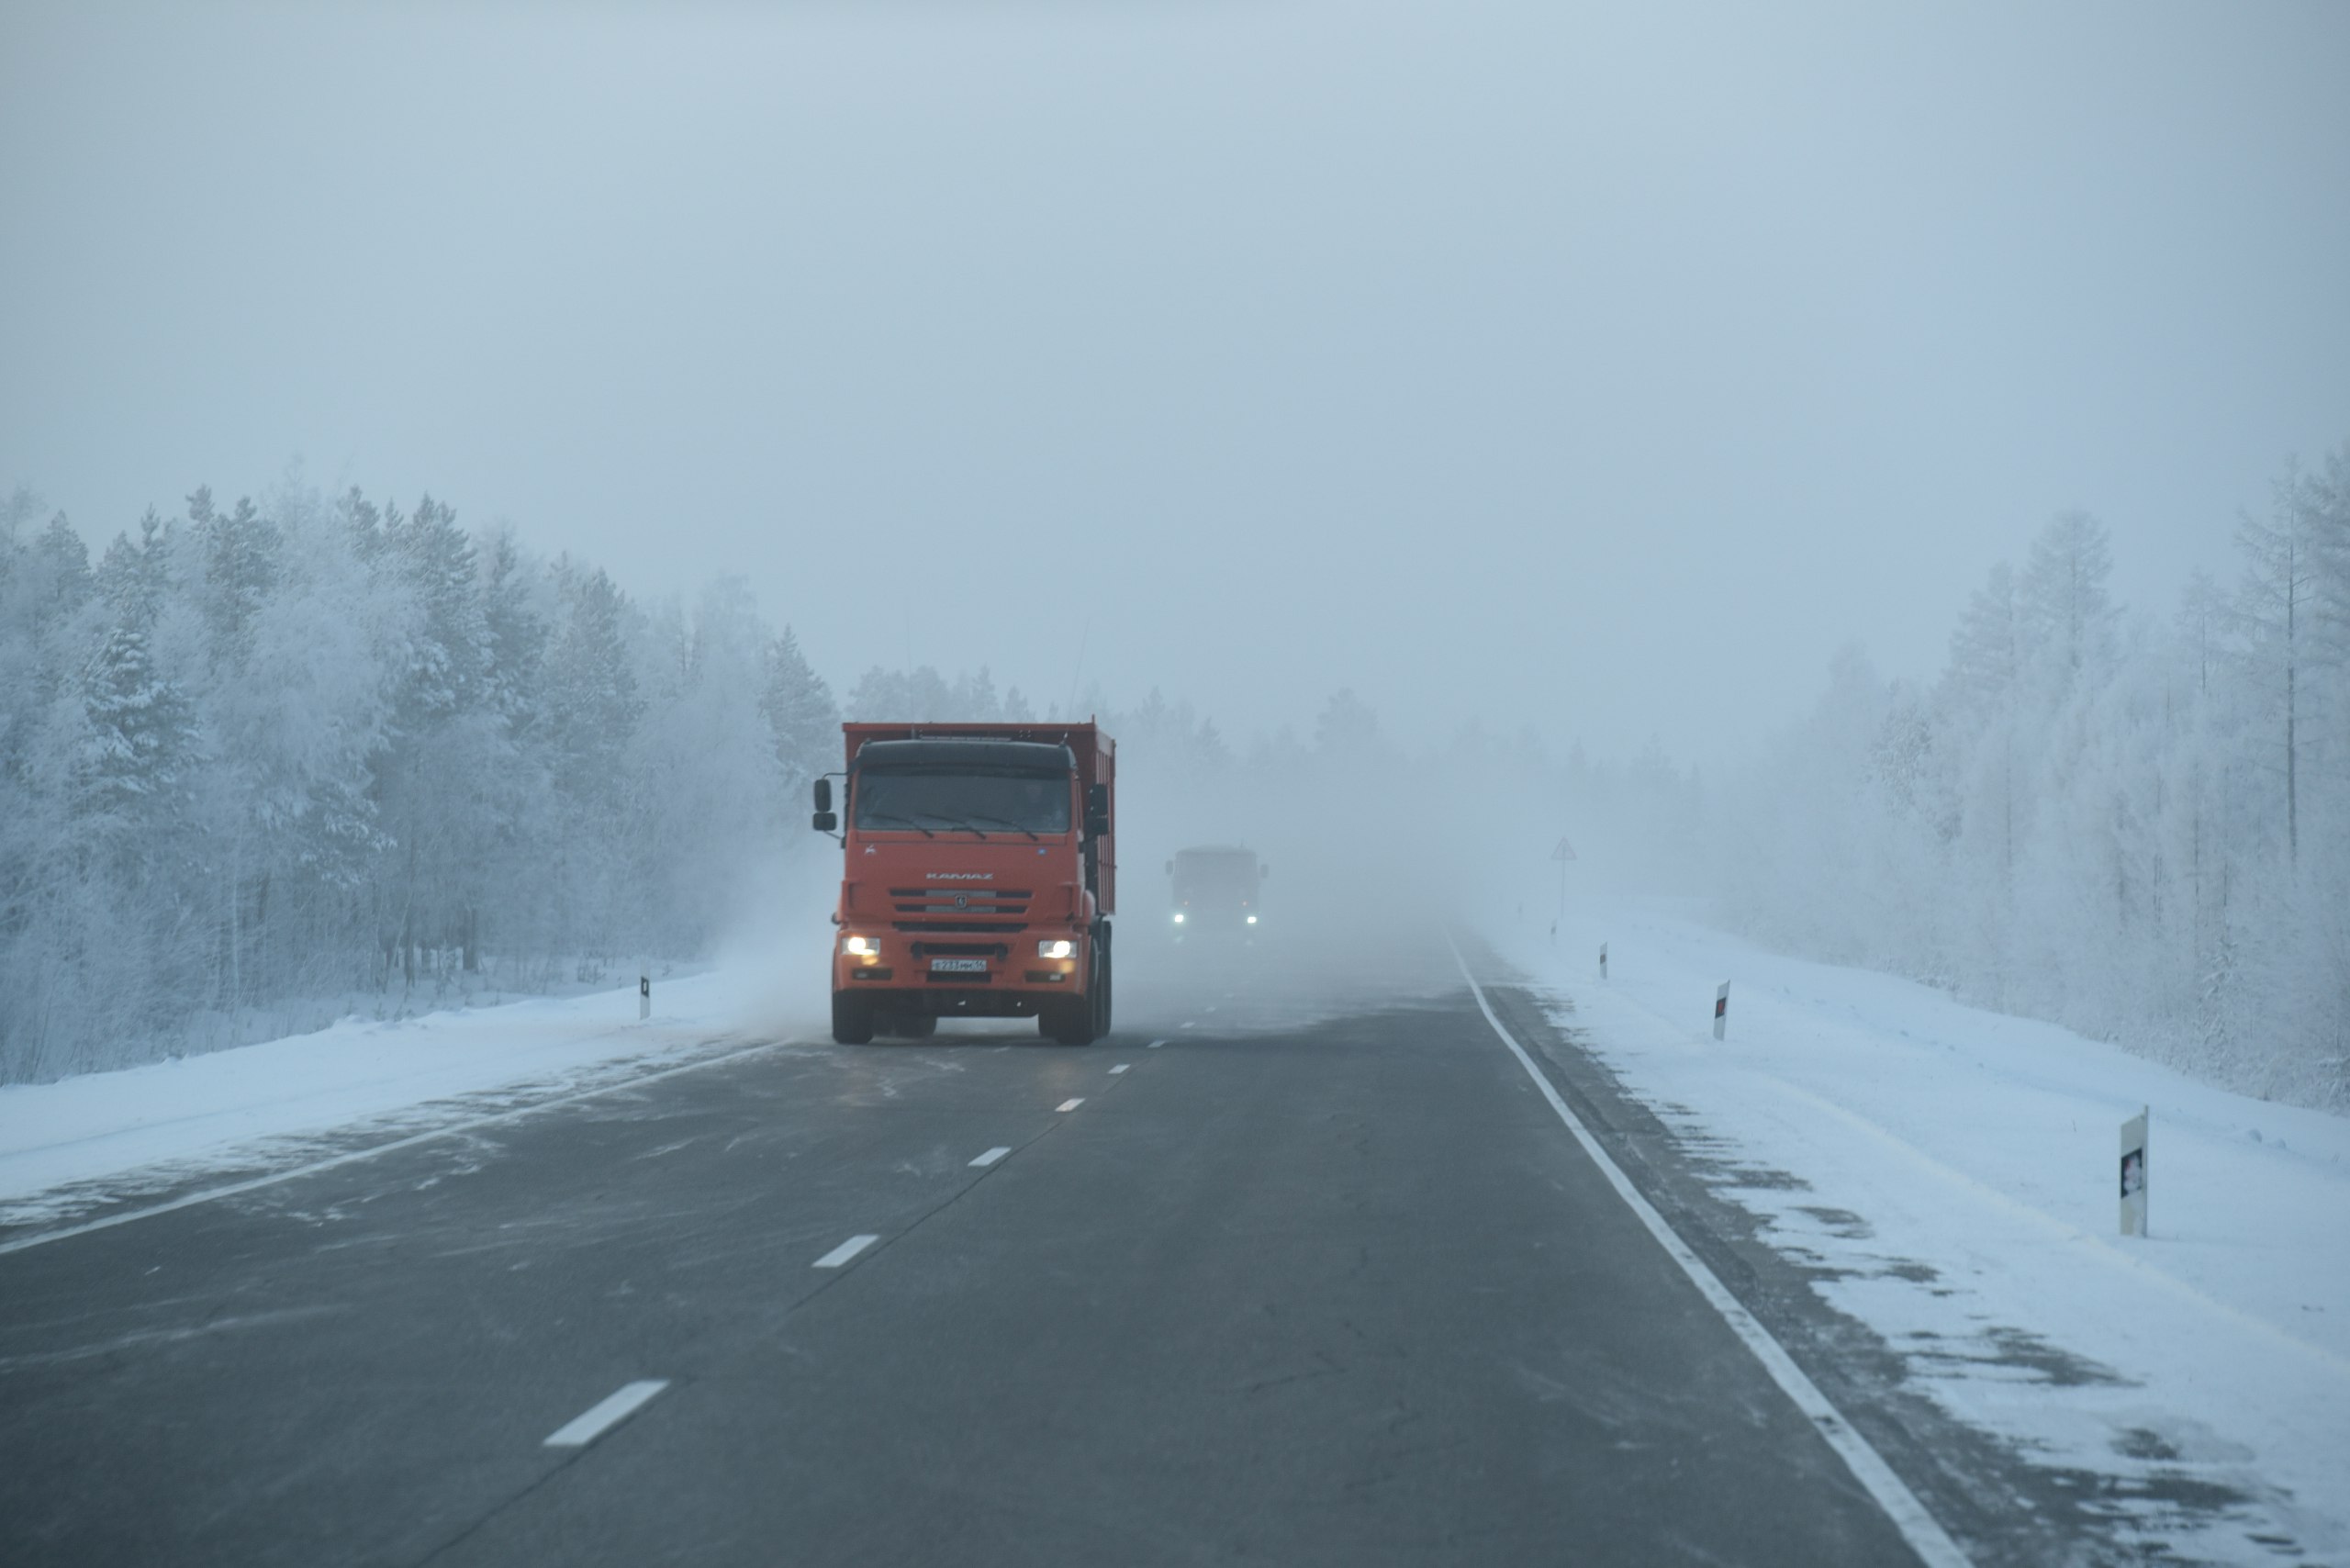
[[0, 1041, 788, 1258], [970, 1147, 1012, 1168], [543, 1378, 670, 1448], [1056, 1098, 1084, 1113], [1109, 1064, 1131, 1075], [1446, 936, 1973, 1568], [812, 1233, 880, 1269]]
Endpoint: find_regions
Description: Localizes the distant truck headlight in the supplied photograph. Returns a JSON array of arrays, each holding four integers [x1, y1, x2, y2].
[[1247, 915, 1259, 924], [1172, 913, 1185, 924], [1037, 938, 1076, 959], [842, 935, 881, 958]]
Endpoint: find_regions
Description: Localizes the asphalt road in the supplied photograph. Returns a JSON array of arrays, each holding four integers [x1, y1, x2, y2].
[[0, 940, 1996, 1566]]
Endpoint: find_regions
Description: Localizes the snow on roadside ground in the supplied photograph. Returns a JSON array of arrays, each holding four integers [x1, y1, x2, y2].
[[1497, 898, 2350, 1567], [0, 969, 811, 1231]]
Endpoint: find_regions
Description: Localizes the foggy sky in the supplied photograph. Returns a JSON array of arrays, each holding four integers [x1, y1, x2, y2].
[[5, 1, 2346, 760]]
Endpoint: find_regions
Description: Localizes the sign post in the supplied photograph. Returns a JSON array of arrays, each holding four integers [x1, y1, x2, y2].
[[639, 974, 651, 1024], [1713, 981, 1729, 1041], [1550, 837, 1576, 924], [1598, 942, 1608, 980], [2120, 1106, 2149, 1237]]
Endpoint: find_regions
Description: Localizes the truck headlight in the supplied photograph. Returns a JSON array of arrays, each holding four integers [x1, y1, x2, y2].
[[1247, 915, 1259, 924], [1172, 912, 1185, 924], [1037, 938, 1075, 959], [842, 935, 880, 958]]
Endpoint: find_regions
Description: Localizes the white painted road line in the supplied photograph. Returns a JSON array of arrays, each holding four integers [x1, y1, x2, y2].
[[1445, 937, 1973, 1568], [1147, 1038, 1168, 1048], [544, 1379, 670, 1448], [1056, 1098, 1084, 1113], [812, 1234, 881, 1269], [970, 1147, 1012, 1168], [1109, 1064, 1131, 1075]]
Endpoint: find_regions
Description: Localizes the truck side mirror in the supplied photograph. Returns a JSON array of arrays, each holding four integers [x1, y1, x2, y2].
[[811, 778, 836, 833], [811, 811, 837, 833], [812, 778, 832, 812], [1259, 864, 1270, 878], [1085, 782, 1111, 837], [1165, 860, 1173, 876]]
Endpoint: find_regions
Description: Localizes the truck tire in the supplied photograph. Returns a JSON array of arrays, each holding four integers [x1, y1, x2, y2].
[[1043, 936, 1109, 1046], [831, 991, 875, 1045], [1097, 941, 1113, 1034], [1042, 993, 1096, 1046]]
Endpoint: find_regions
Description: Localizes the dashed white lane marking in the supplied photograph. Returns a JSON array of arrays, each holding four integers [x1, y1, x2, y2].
[[1056, 1098, 1085, 1113], [543, 1379, 670, 1448], [1109, 1064, 1131, 1075], [1147, 1039, 1168, 1048], [970, 1148, 1011, 1168], [812, 1234, 881, 1269], [1446, 938, 1972, 1568], [1180, 1022, 1197, 1030]]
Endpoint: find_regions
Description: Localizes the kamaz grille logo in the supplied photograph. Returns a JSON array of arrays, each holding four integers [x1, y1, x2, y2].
[[926, 873, 995, 881]]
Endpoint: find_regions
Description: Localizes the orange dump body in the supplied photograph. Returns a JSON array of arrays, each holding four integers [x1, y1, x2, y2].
[[827, 722, 1115, 1028]]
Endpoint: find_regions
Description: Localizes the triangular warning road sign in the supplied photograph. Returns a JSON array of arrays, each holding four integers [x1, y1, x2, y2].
[[1551, 837, 1577, 861]]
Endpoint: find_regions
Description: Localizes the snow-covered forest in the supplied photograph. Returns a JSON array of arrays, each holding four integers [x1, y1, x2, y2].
[[0, 480, 844, 1082], [1718, 444, 2350, 1108]]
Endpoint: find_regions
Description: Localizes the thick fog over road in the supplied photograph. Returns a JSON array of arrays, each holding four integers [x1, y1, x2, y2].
[[6, 0, 2348, 1092]]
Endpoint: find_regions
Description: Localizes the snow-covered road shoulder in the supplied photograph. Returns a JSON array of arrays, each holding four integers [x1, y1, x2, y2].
[[0, 971, 806, 1233], [1495, 900, 2350, 1567]]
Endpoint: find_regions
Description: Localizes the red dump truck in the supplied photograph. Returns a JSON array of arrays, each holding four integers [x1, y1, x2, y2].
[[812, 722, 1116, 1045]]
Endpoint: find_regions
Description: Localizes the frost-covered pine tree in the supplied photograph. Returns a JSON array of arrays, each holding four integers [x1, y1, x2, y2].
[[760, 626, 838, 791]]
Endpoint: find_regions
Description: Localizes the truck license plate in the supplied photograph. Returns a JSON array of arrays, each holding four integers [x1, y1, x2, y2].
[[929, 958, 988, 973]]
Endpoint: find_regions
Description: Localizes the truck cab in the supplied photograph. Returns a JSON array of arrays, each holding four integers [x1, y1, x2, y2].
[[1166, 845, 1265, 942], [814, 722, 1115, 1046]]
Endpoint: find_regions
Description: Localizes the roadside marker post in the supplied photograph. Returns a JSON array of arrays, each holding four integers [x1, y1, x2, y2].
[[639, 974, 651, 1023], [1713, 982, 1729, 1041], [1599, 943, 1608, 980], [1550, 837, 1576, 924], [2120, 1106, 2149, 1237]]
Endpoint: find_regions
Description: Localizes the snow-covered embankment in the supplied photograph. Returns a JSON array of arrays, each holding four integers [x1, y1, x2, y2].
[[1496, 899, 2350, 1564]]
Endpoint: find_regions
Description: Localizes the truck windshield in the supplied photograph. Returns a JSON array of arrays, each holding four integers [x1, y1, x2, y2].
[[854, 770, 1071, 834], [1175, 854, 1258, 899]]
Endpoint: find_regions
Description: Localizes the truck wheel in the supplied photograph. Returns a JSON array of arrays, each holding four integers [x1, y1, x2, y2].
[[831, 991, 875, 1045], [1041, 994, 1097, 1046], [1095, 943, 1113, 1035]]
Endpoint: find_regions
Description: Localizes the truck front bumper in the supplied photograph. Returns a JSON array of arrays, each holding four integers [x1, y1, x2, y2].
[[834, 931, 1089, 1011]]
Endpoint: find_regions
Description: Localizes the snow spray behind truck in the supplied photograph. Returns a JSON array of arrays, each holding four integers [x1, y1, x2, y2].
[[811, 722, 1116, 1046]]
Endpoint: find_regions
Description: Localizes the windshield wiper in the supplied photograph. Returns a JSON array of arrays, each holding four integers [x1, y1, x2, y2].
[[960, 813, 1043, 842], [924, 818, 990, 839], [861, 812, 935, 838]]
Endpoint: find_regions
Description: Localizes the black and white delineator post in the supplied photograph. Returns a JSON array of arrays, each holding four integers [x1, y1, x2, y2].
[[2120, 1106, 2149, 1238], [639, 974, 651, 1024], [1598, 943, 1608, 980], [1712, 981, 1729, 1041]]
